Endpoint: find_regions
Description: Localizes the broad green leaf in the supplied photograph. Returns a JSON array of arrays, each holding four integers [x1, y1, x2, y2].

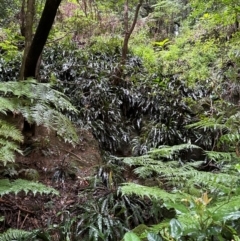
[[124, 232, 141, 241], [147, 232, 162, 241], [222, 211, 240, 222], [170, 218, 182, 239]]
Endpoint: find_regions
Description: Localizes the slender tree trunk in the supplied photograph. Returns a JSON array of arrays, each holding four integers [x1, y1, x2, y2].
[[121, 0, 143, 65], [19, 0, 35, 80], [20, 0, 26, 37], [23, 0, 62, 79], [111, 0, 143, 84], [20, 0, 62, 138]]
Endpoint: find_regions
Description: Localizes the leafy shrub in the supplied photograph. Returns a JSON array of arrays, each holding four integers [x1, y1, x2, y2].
[[0, 54, 21, 82], [122, 143, 240, 240], [40, 43, 214, 157]]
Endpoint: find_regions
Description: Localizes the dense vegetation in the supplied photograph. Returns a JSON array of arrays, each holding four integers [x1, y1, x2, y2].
[[1, 0, 240, 240]]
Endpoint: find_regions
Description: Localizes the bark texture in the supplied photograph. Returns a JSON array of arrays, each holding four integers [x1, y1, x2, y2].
[[23, 0, 62, 78], [121, 0, 143, 64], [19, 0, 35, 80]]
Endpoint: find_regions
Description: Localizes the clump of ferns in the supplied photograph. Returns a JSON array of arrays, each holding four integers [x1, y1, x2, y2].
[[0, 79, 78, 202], [64, 154, 164, 241], [123, 143, 240, 200]]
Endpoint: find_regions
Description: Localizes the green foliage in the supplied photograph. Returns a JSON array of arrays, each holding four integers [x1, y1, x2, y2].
[[0, 228, 52, 241], [0, 52, 22, 82], [0, 119, 23, 164], [0, 228, 32, 241], [130, 29, 158, 72], [0, 79, 79, 146], [0, 178, 59, 196], [0, 79, 78, 166], [122, 141, 240, 240], [124, 232, 141, 241]]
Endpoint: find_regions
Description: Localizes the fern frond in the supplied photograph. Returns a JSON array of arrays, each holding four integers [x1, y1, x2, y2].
[[0, 119, 23, 165], [124, 152, 239, 197], [0, 119, 23, 142], [0, 228, 31, 241], [205, 150, 236, 162], [149, 143, 201, 159], [186, 118, 229, 131], [0, 79, 79, 146], [0, 97, 17, 114], [121, 183, 182, 202], [219, 133, 240, 144], [0, 179, 59, 196], [34, 83, 78, 113]]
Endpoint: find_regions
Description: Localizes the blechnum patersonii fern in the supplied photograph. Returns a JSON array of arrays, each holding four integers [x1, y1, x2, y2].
[[121, 142, 240, 240]]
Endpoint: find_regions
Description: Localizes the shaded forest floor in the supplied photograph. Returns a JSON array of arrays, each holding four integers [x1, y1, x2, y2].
[[0, 127, 103, 232]]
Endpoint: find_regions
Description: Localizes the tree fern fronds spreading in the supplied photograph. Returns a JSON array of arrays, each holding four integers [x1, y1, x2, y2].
[[34, 83, 78, 113], [0, 139, 22, 165], [0, 119, 23, 165], [0, 79, 37, 98], [28, 104, 78, 144], [0, 79, 78, 113], [123, 155, 161, 166], [0, 179, 59, 196], [124, 153, 240, 197], [0, 143, 20, 164]]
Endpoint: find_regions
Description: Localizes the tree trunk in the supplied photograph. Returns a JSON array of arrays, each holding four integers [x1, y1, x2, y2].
[[111, 0, 143, 84], [121, 0, 143, 65], [19, 0, 35, 80], [20, 0, 26, 37], [23, 0, 62, 79]]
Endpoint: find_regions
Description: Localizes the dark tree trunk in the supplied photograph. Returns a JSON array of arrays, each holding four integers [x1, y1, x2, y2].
[[19, 0, 35, 80], [23, 0, 62, 79], [20, 0, 26, 37]]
